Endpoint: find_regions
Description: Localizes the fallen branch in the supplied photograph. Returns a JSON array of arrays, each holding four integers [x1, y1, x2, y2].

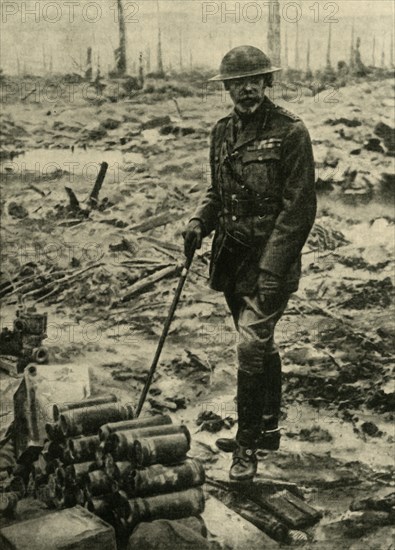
[[25, 263, 104, 298], [6, 263, 103, 301], [0, 267, 61, 299], [142, 236, 182, 262], [295, 296, 383, 352], [34, 286, 61, 304], [57, 219, 87, 227], [21, 88, 37, 101], [113, 264, 179, 306], [120, 261, 172, 270], [129, 212, 180, 233], [27, 184, 46, 197], [143, 236, 182, 253]]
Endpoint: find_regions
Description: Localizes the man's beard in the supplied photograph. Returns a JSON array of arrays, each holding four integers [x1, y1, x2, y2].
[[235, 96, 263, 115]]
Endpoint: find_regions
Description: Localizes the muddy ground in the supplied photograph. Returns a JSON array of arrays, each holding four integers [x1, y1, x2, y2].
[[0, 74, 394, 548]]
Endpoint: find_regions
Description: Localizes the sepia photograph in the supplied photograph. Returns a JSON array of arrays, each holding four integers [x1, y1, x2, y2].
[[0, 0, 394, 548]]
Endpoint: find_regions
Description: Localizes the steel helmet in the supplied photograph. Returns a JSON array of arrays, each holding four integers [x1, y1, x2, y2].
[[209, 45, 281, 81]]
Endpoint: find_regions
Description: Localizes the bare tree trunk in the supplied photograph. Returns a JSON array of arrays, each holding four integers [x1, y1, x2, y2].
[[306, 39, 312, 78], [42, 46, 47, 74], [157, 1, 164, 76], [85, 47, 93, 81], [138, 51, 144, 88], [350, 21, 355, 69], [294, 20, 299, 69], [267, 0, 281, 67], [284, 26, 289, 68], [381, 42, 385, 68], [326, 23, 332, 69], [372, 36, 376, 66], [179, 29, 183, 71], [116, 0, 127, 75], [157, 28, 164, 75], [354, 37, 365, 73], [390, 33, 394, 67], [146, 47, 151, 72]]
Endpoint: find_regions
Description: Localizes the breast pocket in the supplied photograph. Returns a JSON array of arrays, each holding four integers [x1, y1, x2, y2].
[[242, 148, 281, 197]]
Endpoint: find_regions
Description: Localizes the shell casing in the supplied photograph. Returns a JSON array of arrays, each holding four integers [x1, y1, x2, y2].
[[53, 394, 119, 422], [65, 462, 97, 484], [84, 470, 113, 497], [125, 487, 205, 529], [111, 425, 190, 460], [60, 403, 134, 437], [99, 414, 172, 442], [67, 435, 101, 463], [133, 431, 191, 467], [127, 458, 205, 498]]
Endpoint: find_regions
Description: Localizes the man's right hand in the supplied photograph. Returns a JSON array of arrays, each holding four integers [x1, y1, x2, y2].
[[257, 270, 283, 313], [182, 220, 203, 259]]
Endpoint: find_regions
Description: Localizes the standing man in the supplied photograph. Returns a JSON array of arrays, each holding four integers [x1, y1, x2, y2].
[[183, 46, 316, 481]]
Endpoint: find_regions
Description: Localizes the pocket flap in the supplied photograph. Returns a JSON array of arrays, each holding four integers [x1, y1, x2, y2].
[[242, 148, 281, 164]]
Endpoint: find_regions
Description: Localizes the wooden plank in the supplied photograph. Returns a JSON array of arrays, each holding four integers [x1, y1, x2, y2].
[[0, 506, 116, 550], [13, 364, 91, 458], [115, 265, 179, 305], [203, 495, 278, 549]]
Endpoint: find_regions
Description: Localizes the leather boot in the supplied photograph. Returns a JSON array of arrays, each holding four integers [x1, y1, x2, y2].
[[216, 426, 281, 453], [228, 370, 265, 481], [258, 428, 281, 450], [217, 354, 282, 453], [229, 445, 257, 481], [258, 352, 282, 450]]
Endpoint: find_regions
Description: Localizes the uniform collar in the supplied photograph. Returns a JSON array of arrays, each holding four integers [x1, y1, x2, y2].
[[231, 97, 272, 152]]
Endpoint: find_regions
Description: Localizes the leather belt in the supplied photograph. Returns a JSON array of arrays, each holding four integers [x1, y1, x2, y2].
[[221, 195, 279, 219]]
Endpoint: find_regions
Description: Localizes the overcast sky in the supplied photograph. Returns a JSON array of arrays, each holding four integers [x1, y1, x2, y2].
[[145, 0, 395, 17], [1, 0, 394, 74]]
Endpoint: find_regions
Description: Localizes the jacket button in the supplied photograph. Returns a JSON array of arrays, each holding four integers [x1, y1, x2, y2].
[[231, 194, 237, 199], [258, 156, 263, 161], [232, 215, 237, 221]]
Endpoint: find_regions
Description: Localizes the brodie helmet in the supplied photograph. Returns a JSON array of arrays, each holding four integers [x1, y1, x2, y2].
[[209, 45, 281, 82]]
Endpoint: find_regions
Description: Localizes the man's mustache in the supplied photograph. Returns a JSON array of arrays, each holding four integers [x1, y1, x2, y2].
[[238, 94, 260, 101]]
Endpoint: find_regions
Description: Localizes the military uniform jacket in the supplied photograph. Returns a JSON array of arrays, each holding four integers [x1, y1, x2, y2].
[[192, 97, 317, 296]]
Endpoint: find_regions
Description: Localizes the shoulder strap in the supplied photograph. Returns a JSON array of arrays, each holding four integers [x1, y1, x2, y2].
[[274, 105, 300, 122]]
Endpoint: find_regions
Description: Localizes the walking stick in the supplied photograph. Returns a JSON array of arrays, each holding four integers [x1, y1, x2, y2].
[[135, 249, 195, 417]]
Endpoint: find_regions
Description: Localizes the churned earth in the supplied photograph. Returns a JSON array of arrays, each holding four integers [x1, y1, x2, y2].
[[0, 74, 394, 548]]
